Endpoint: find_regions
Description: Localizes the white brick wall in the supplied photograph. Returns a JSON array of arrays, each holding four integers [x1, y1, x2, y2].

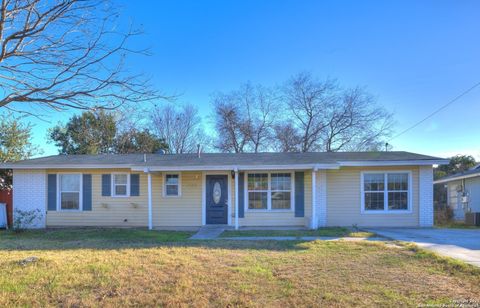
[[13, 170, 46, 228], [419, 166, 434, 227], [316, 170, 327, 227]]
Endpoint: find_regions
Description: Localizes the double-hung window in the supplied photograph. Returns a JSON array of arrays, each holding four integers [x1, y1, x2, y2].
[[247, 173, 268, 209], [164, 174, 180, 197], [59, 174, 82, 210], [362, 172, 411, 213], [247, 173, 293, 211], [271, 173, 292, 209], [112, 173, 129, 197]]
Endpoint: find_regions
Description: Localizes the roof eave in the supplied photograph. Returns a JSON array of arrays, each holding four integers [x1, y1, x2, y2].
[[434, 172, 480, 184], [133, 163, 341, 172], [338, 159, 449, 167], [0, 164, 136, 169]]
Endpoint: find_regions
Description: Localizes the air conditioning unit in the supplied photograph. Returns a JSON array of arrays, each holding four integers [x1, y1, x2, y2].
[[465, 212, 480, 226]]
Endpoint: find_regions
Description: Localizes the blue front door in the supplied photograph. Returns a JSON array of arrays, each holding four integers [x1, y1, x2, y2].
[[206, 175, 228, 224]]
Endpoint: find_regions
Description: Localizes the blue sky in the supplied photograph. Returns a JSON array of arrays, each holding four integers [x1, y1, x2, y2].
[[15, 0, 480, 158]]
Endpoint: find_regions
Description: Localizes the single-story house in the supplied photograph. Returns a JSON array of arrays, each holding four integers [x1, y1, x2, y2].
[[0, 151, 447, 229], [434, 165, 480, 220]]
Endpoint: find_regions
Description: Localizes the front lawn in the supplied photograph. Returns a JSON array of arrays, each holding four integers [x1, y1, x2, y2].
[[221, 227, 376, 238], [1, 229, 479, 307], [435, 222, 480, 229]]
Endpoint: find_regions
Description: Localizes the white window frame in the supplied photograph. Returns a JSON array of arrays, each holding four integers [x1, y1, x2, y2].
[[245, 171, 295, 212], [163, 173, 181, 197], [112, 173, 130, 198], [57, 173, 83, 211], [360, 171, 413, 214]]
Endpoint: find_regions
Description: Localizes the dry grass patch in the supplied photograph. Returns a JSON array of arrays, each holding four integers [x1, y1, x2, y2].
[[0, 229, 479, 307]]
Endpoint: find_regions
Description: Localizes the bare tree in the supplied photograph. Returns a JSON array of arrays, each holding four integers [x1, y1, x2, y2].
[[322, 87, 393, 151], [282, 72, 392, 152], [151, 103, 207, 154], [282, 72, 338, 152], [211, 83, 278, 153], [273, 122, 302, 152], [0, 0, 162, 115]]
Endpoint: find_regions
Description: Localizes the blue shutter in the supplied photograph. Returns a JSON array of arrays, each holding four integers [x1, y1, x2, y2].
[[238, 172, 245, 218], [83, 174, 92, 211], [131, 174, 140, 196], [295, 172, 305, 217], [102, 174, 111, 196], [47, 174, 57, 211]]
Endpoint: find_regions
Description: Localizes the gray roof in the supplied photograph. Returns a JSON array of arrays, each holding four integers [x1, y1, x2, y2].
[[1, 151, 446, 170], [434, 166, 480, 184]]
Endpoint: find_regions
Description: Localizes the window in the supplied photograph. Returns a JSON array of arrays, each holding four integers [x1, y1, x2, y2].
[[388, 173, 409, 210], [247, 173, 293, 210], [59, 174, 81, 210], [271, 173, 292, 209], [248, 173, 268, 209], [112, 173, 129, 197], [164, 174, 180, 197], [362, 172, 411, 213]]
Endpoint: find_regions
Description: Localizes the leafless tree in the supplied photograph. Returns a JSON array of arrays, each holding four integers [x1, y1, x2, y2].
[[0, 0, 162, 115], [282, 72, 338, 152], [273, 122, 302, 152], [322, 87, 393, 151], [281, 72, 393, 152], [211, 83, 278, 153], [151, 103, 207, 154]]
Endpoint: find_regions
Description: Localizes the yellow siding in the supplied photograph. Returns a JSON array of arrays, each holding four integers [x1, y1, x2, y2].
[[326, 166, 420, 227], [42, 166, 423, 228], [239, 171, 311, 227], [46, 169, 148, 227], [152, 172, 202, 227]]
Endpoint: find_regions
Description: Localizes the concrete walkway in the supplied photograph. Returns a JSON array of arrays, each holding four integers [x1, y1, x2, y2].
[[190, 225, 227, 239], [366, 228, 480, 267]]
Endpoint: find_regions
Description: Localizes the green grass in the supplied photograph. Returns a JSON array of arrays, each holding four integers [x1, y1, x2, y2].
[[0, 228, 193, 250], [220, 227, 376, 238], [0, 228, 479, 307], [435, 222, 480, 229]]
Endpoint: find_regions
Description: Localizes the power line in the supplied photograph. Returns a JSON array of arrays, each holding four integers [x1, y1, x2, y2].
[[389, 80, 480, 142]]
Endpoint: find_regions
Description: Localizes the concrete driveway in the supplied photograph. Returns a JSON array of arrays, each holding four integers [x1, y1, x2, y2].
[[365, 228, 480, 267]]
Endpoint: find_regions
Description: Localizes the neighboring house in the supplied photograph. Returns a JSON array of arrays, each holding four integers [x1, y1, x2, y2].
[[0, 151, 446, 229], [434, 165, 480, 220]]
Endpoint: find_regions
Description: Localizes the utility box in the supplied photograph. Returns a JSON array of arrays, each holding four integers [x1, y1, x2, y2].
[[465, 212, 480, 226]]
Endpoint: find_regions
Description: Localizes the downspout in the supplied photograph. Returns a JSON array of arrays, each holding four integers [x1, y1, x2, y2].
[[311, 166, 318, 229], [144, 168, 153, 230]]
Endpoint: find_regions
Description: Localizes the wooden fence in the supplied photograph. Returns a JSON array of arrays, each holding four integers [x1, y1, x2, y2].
[[0, 190, 12, 227]]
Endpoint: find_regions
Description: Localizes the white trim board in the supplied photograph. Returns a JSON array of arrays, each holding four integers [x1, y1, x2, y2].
[[339, 160, 448, 167], [3, 160, 448, 171]]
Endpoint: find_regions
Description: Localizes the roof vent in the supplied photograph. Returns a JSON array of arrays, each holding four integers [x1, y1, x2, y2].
[[197, 144, 202, 158]]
